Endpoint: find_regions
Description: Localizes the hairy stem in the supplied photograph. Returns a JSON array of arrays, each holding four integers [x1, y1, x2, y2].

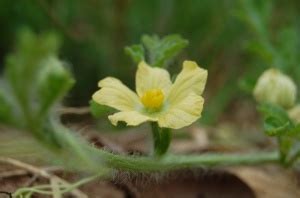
[[57, 126, 279, 172], [88, 146, 279, 172], [44, 124, 280, 173]]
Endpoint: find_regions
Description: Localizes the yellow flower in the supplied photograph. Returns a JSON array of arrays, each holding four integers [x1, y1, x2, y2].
[[92, 61, 208, 129]]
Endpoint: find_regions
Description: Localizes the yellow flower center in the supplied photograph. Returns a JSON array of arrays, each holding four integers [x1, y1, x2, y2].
[[140, 89, 164, 109]]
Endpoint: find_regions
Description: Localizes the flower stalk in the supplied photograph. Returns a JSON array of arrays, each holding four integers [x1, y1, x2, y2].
[[151, 122, 172, 156]]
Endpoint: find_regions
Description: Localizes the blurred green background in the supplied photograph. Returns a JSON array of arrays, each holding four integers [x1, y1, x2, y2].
[[0, 0, 299, 124]]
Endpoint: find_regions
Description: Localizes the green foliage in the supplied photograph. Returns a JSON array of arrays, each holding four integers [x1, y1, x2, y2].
[[236, 0, 300, 91], [258, 103, 294, 136], [124, 44, 145, 64], [2, 3, 298, 194], [126, 34, 188, 68], [37, 57, 74, 116], [258, 103, 300, 166], [243, 0, 300, 164], [1, 29, 72, 131], [1, 0, 299, 122], [0, 29, 103, 173]]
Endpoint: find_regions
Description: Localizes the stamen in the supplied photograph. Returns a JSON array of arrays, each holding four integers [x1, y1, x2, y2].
[[141, 89, 164, 109]]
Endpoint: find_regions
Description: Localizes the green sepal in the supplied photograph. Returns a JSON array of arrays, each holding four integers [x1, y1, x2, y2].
[[89, 100, 113, 118]]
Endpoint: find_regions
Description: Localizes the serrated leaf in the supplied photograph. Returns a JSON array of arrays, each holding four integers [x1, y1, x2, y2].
[[5, 29, 59, 87], [258, 103, 292, 125], [263, 117, 292, 136], [125, 44, 145, 63], [142, 35, 160, 51], [4, 29, 61, 117], [258, 103, 300, 166], [259, 103, 295, 137], [37, 57, 74, 117], [141, 34, 188, 67], [152, 35, 189, 67], [1, 29, 74, 147], [0, 29, 107, 172]]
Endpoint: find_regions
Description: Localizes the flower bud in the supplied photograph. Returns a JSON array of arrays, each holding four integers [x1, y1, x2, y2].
[[253, 68, 297, 109], [288, 105, 300, 123]]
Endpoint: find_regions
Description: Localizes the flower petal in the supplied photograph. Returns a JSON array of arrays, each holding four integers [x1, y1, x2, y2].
[[167, 61, 207, 105], [136, 61, 172, 97], [92, 77, 140, 111], [158, 93, 204, 129], [109, 111, 156, 126]]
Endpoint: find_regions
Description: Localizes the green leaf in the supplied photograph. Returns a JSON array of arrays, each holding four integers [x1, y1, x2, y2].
[[37, 57, 75, 117], [1, 29, 75, 147], [153, 35, 189, 67], [258, 103, 300, 166], [263, 117, 293, 136], [126, 34, 188, 68], [258, 103, 292, 126], [125, 44, 145, 63], [142, 34, 188, 67], [259, 103, 294, 136], [5, 29, 59, 88], [3, 29, 61, 120], [142, 35, 160, 53]]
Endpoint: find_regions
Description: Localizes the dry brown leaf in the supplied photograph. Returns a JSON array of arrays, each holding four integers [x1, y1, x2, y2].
[[227, 166, 300, 198], [170, 125, 209, 153], [115, 169, 256, 198]]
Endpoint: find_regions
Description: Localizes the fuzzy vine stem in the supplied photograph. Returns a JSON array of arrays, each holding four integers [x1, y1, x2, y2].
[[87, 146, 279, 172], [54, 126, 279, 173]]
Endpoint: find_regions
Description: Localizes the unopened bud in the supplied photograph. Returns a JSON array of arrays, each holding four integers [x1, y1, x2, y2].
[[253, 68, 297, 109]]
